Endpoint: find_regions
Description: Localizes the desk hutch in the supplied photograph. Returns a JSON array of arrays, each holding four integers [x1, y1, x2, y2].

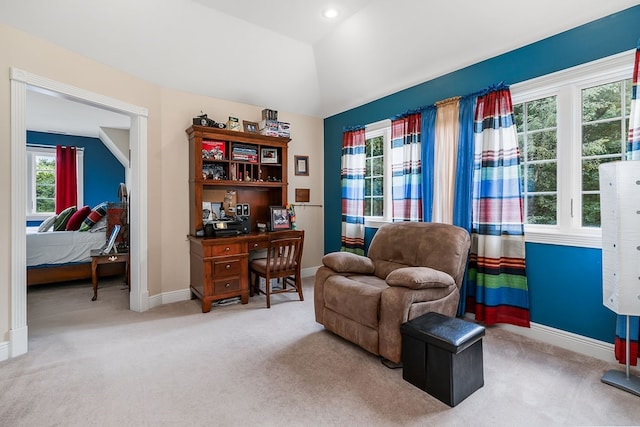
[[186, 125, 291, 312]]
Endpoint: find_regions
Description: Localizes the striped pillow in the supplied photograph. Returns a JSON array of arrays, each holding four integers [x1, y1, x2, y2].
[[53, 206, 77, 231], [79, 202, 108, 232]]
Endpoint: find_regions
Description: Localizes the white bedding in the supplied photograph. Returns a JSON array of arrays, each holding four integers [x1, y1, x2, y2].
[[26, 228, 106, 267]]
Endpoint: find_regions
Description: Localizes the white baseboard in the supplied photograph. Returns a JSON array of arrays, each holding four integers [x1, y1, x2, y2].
[[301, 266, 319, 278], [148, 288, 192, 309], [0, 341, 9, 362], [148, 266, 321, 309], [493, 320, 616, 364]]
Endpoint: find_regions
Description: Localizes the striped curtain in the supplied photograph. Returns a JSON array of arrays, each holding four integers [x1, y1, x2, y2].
[[340, 127, 366, 254], [391, 113, 422, 221], [615, 40, 640, 365], [466, 85, 530, 327]]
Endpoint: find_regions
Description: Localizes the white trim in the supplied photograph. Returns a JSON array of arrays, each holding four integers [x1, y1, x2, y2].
[[98, 128, 129, 168], [524, 229, 602, 248], [9, 67, 149, 360], [493, 320, 618, 364], [0, 341, 9, 362], [11, 74, 28, 358], [147, 266, 322, 309], [148, 289, 192, 309], [128, 115, 149, 312], [301, 266, 319, 278]]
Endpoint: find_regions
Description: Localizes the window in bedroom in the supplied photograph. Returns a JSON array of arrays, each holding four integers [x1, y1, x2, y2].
[[511, 49, 634, 247], [26, 145, 84, 221], [364, 120, 391, 224]]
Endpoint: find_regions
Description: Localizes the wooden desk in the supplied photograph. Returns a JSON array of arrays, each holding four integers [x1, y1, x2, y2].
[[90, 249, 129, 301], [188, 230, 300, 312]]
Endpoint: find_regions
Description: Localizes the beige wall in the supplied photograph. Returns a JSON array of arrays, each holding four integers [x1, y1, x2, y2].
[[0, 24, 324, 345]]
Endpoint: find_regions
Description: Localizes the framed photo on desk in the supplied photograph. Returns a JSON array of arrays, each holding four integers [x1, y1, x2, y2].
[[269, 206, 290, 231]]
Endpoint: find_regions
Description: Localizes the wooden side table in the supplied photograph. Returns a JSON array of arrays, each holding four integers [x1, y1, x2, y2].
[[90, 249, 129, 301]]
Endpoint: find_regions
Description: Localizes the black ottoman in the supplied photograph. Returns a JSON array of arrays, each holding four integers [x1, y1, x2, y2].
[[400, 312, 485, 407]]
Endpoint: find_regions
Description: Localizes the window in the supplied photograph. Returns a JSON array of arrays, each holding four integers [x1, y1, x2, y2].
[[364, 120, 391, 225], [26, 145, 84, 221], [512, 50, 634, 248], [515, 96, 558, 226], [580, 79, 631, 227]]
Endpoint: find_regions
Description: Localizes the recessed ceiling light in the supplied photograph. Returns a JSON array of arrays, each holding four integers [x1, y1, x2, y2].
[[323, 8, 338, 19]]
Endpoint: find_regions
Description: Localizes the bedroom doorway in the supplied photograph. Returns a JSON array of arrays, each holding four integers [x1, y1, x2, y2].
[[10, 68, 149, 358]]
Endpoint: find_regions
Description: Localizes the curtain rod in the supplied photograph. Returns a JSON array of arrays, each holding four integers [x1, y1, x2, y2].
[[27, 143, 84, 152]]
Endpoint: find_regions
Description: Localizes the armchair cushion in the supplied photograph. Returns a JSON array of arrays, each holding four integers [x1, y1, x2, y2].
[[322, 252, 375, 274], [386, 267, 454, 290]]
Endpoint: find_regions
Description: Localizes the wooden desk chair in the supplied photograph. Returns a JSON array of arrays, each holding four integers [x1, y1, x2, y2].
[[249, 230, 304, 308]]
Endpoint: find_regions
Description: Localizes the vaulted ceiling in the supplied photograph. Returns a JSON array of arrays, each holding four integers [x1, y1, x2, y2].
[[2, 0, 639, 124]]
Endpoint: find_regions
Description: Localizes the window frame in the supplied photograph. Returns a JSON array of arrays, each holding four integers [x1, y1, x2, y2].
[[511, 49, 635, 248], [364, 119, 392, 227], [26, 145, 84, 221]]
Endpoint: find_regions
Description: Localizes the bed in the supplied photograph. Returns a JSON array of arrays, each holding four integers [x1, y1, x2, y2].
[[26, 226, 122, 286]]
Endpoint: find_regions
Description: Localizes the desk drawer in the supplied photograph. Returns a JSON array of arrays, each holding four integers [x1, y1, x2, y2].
[[213, 258, 242, 276], [248, 240, 268, 251], [213, 277, 241, 294], [207, 243, 244, 257]]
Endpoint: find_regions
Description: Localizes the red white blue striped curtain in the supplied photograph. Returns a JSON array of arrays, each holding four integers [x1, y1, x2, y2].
[[616, 41, 640, 365], [466, 86, 530, 326], [340, 127, 366, 254], [391, 113, 422, 221], [55, 145, 77, 214]]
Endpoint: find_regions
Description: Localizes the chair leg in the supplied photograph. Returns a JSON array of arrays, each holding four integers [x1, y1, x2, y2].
[[296, 274, 304, 302], [249, 271, 254, 297], [266, 276, 271, 309]]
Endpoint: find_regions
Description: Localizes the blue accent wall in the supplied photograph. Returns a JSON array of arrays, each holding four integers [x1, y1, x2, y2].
[[27, 131, 125, 225], [324, 6, 640, 344]]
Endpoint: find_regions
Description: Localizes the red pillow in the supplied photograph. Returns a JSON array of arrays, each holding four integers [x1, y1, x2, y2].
[[66, 205, 92, 231]]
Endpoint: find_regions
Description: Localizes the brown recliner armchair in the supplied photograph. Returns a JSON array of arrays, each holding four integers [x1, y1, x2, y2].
[[314, 222, 471, 363]]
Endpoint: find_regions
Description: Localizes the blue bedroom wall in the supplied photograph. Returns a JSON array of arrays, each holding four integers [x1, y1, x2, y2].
[[324, 6, 640, 344], [27, 131, 125, 226]]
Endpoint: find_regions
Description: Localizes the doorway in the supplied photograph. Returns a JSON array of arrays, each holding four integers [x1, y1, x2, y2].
[[9, 68, 149, 358]]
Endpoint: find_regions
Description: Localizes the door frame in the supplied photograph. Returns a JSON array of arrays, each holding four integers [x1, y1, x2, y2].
[[9, 67, 149, 358]]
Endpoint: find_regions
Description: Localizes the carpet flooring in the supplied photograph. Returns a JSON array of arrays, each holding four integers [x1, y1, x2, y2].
[[1, 276, 639, 426]]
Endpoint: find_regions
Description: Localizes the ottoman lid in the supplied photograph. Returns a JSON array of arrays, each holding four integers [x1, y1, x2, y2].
[[401, 312, 485, 354]]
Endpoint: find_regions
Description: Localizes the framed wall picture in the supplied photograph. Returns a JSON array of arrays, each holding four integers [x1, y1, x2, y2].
[[261, 148, 278, 164], [243, 120, 259, 133], [295, 155, 309, 176], [269, 206, 290, 231]]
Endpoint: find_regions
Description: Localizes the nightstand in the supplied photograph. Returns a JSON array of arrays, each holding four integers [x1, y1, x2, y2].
[[90, 249, 129, 301]]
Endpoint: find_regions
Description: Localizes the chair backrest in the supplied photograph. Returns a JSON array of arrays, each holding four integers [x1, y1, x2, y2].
[[266, 230, 304, 277], [367, 222, 470, 287]]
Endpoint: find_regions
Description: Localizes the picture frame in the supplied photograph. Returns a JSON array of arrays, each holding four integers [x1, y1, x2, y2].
[[261, 148, 279, 164], [269, 206, 290, 231], [103, 224, 121, 254], [243, 120, 259, 133], [294, 155, 309, 176]]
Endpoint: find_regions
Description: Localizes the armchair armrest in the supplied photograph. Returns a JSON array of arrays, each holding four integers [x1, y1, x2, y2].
[[386, 267, 454, 290], [322, 252, 375, 274]]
